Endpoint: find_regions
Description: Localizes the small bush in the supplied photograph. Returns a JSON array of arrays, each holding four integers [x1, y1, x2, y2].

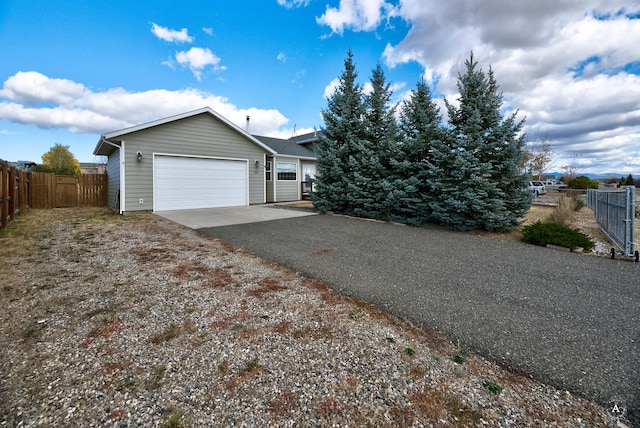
[[522, 221, 594, 252], [572, 196, 585, 211], [482, 380, 503, 395], [550, 196, 585, 225], [567, 176, 599, 189], [453, 346, 470, 364]]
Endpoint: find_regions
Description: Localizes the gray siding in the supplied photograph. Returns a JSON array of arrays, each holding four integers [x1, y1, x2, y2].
[[275, 181, 298, 201], [120, 113, 268, 212], [273, 157, 301, 202], [107, 151, 120, 210]]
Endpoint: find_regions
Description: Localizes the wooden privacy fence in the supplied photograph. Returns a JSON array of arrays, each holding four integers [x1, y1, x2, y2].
[[1, 159, 108, 229], [1, 160, 29, 229], [30, 172, 108, 209]]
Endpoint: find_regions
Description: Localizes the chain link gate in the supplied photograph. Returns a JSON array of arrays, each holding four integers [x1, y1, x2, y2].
[[586, 187, 637, 260]]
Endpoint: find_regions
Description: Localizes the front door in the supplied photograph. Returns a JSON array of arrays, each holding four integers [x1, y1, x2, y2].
[[302, 163, 316, 194]]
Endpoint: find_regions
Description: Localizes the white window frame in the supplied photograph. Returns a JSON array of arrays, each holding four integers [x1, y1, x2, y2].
[[276, 161, 297, 181]]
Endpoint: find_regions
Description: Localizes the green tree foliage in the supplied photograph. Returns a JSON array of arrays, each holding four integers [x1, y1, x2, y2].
[[313, 51, 530, 232], [387, 80, 444, 225], [312, 49, 366, 214], [620, 174, 635, 186], [351, 64, 400, 219], [433, 53, 530, 231], [567, 175, 599, 189], [37, 143, 81, 176]]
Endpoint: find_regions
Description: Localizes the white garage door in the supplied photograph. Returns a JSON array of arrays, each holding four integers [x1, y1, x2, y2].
[[154, 155, 248, 211]]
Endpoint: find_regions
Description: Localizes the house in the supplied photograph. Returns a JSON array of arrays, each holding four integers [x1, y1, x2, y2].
[[253, 130, 319, 200], [79, 162, 107, 174], [10, 161, 37, 172], [93, 107, 318, 214]]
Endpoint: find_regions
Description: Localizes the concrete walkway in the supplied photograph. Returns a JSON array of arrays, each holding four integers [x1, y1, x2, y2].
[[156, 204, 317, 229], [199, 214, 640, 424]]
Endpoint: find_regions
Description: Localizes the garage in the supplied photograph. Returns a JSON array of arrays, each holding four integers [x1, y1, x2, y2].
[[94, 108, 315, 214], [154, 155, 248, 211]]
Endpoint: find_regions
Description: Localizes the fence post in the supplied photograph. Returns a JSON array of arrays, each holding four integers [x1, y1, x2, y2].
[[8, 166, 16, 222], [1, 160, 8, 228], [627, 187, 636, 257]]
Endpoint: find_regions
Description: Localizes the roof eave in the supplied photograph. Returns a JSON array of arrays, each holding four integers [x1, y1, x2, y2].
[[93, 135, 121, 156], [97, 107, 277, 155]]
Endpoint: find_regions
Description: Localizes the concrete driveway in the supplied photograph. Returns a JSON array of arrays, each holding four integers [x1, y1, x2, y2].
[[156, 204, 317, 229], [199, 214, 640, 424]]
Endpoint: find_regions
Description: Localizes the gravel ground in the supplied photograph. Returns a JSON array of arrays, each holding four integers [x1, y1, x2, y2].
[[0, 208, 625, 427]]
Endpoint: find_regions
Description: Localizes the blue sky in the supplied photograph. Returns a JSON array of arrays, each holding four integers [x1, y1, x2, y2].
[[1, 0, 640, 176]]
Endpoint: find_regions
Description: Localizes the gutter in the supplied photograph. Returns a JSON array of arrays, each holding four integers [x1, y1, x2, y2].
[[100, 136, 120, 149]]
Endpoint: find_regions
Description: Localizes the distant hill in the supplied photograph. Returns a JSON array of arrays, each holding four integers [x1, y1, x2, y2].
[[547, 172, 640, 180]]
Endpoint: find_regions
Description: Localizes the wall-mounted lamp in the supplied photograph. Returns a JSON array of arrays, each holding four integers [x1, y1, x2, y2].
[[255, 160, 260, 168], [136, 151, 142, 162]]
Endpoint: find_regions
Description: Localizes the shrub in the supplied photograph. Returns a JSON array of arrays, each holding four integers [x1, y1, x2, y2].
[[567, 176, 598, 189], [522, 222, 594, 252], [550, 196, 585, 225]]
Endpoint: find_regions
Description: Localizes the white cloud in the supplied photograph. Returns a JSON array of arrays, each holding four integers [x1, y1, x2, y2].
[[324, 0, 640, 173], [0, 71, 86, 106], [277, 0, 311, 9], [151, 23, 194, 43], [0, 71, 290, 137], [316, 0, 396, 35], [323, 77, 340, 99], [277, 52, 287, 63], [175, 47, 226, 81], [202, 27, 214, 36]]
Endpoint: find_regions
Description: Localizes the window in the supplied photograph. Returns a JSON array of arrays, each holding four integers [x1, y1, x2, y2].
[[277, 162, 297, 181], [265, 161, 272, 181]]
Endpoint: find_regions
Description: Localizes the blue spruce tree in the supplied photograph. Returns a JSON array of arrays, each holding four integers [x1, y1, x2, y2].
[[388, 80, 445, 225], [433, 53, 530, 231], [312, 50, 366, 214], [351, 64, 400, 219]]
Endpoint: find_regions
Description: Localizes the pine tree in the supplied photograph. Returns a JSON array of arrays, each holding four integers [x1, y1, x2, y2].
[[351, 64, 400, 219], [388, 80, 444, 225], [433, 53, 530, 231], [312, 50, 366, 214]]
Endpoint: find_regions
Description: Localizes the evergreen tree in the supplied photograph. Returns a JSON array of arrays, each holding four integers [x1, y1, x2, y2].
[[433, 53, 530, 231], [351, 64, 400, 219], [388, 80, 444, 225], [312, 50, 366, 214]]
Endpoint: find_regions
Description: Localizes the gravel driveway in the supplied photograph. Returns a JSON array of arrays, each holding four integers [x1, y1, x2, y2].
[[200, 213, 640, 424]]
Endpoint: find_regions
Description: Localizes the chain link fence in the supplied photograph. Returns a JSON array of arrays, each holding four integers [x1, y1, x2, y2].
[[586, 187, 637, 258]]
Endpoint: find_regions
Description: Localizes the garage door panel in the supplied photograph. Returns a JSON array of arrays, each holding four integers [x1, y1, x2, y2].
[[154, 156, 247, 211]]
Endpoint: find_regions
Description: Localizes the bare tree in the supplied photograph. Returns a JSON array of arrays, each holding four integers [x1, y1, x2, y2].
[[523, 136, 554, 180], [561, 154, 583, 181]]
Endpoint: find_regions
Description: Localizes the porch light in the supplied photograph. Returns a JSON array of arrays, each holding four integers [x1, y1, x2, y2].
[[255, 160, 259, 167], [136, 151, 142, 162]]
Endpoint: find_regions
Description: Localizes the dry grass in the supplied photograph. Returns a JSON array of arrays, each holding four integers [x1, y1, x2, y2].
[[0, 207, 620, 426], [148, 321, 197, 344]]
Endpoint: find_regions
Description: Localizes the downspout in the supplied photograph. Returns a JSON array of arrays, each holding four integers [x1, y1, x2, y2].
[[120, 141, 125, 214], [101, 136, 125, 214], [298, 158, 302, 201], [273, 156, 277, 202]]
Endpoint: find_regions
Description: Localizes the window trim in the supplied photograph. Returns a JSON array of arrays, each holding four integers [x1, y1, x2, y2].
[[276, 161, 297, 181]]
